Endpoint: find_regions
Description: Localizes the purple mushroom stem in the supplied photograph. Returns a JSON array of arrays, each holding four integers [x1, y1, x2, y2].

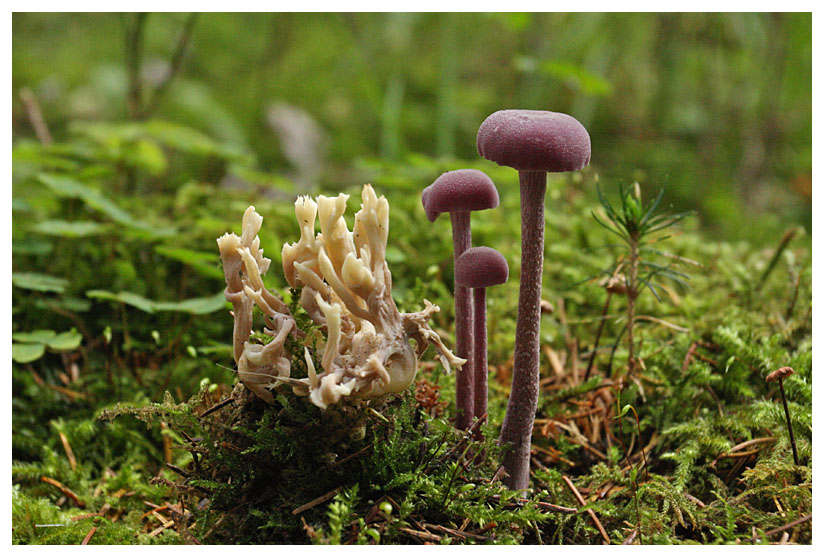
[[477, 109, 591, 491], [455, 247, 509, 442], [498, 171, 546, 486], [450, 210, 474, 429], [471, 286, 487, 435], [422, 170, 500, 432]]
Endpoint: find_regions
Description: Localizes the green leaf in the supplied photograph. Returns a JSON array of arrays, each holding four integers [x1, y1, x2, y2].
[[12, 330, 57, 344], [125, 139, 167, 175], [12, 239, 53, 256], [638, 189, 665, 227], [155, 292, 227, 315], [154, 246, 224, 279], [86, 290, 226, 315], [143, 120, 249, 163], [195, 344, 233, 356], [539, 60, 613, 96], [85, 290, 157, 313], [37, 173, 174, 237], [12, 343, 46, 363], [34, 297, 92, 313], [38, 173, 134, 223], [12, 272, 68, 293], [47, 330, 83, 351], [615, 404, 634, 419], [33, 220, 111, 238], [12, 329, 83, 353]]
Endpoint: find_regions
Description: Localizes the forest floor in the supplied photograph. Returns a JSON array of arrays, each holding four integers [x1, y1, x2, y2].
[[11, 121, 812, 544]]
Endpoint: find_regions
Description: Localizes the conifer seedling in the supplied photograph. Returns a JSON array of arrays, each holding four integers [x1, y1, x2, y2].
[[591, 182, 693, 377]]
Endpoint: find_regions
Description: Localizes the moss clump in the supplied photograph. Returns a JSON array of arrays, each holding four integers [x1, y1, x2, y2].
[[104, 381, 575, 544]]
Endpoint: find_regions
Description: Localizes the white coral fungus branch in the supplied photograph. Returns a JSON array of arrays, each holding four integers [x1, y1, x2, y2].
[[218, 184, 465, 408]]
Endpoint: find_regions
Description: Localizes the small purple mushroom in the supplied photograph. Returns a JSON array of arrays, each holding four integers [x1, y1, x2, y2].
[[455, 247, 509, 439], [422, 169, 499, 430], [477, 109, 591, 490]]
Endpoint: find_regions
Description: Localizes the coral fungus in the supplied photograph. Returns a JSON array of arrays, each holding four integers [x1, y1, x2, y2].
[[218, 184, 464, 409]]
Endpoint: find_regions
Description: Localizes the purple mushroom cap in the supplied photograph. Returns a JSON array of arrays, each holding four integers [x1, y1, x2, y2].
[[455, 247, 509, 289], [477, 109, 591, 173], [421, 169, 500, 222]]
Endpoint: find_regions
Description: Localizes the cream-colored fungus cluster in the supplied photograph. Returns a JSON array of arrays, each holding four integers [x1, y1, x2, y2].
[[218, 184, 464, 409]]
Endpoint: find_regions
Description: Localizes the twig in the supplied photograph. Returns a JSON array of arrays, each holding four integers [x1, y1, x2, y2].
[[532, 448, 576, 468], [749, 514, 812, 543], [71, 512, 102, 522], [291, 486, 341, 515], [622, 529, 637, 545], [59, 431, 77, 471], [684, 493, 706, 508], [565, 435, 608, 460], [80, 525, 97, 545], [715, 437, 777, 461], [41, 381, 88, 401], [634, 315, 689, 332], [161, 421, 173, 465], [693, 352, 719, 367], [756, 227, 801, 291], [144, 13, 199, 117], [148, 517, 175, 537], [534, 501, 578, 514], [584, 292, 613, 381], [331, 445, 371, 467], [487, 494, 577, 514], [784, 262, 801, 320], [125, 13, 148, 120], [399, 527, 442, 543], [198, 396, 234, 418], [422, 523, 489, 542], [41, 476, 85, 508], [165, 463, 189, 478], [562, 475, 610, 544], [19, 87, 53, 144]]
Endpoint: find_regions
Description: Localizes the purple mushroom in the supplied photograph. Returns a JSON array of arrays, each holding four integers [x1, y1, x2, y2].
[[455, 247, 509, 439], [422, 169, 500, 431], [477, 109, 591, 490]]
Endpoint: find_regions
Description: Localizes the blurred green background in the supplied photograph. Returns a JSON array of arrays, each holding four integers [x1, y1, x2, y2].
[[13, 12, 811, 241]]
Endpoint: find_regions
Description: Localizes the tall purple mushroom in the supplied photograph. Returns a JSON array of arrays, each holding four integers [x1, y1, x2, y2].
[[455, 247, 509, 439], [477, 109, 591, 490], [422, 169, 499, 430]]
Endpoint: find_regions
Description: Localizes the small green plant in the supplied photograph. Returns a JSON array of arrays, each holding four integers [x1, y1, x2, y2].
[[591, 182, 693, 376], [615, 398, 649, 543]]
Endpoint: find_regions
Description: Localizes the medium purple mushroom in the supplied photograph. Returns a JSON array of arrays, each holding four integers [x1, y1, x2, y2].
[[422, 169, 499, 430], [455, 247, 509, 439], [477, 109, 591, 490]]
